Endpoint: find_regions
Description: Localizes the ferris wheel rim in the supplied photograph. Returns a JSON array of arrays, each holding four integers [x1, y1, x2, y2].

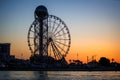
[[27, 15, 71, 60]]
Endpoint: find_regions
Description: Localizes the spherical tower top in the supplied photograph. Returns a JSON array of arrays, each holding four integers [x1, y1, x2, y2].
[[35, 5, 48, 20]]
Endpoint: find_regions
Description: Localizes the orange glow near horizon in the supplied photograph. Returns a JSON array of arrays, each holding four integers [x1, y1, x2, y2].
[[8, 35, 120, 64], [64, 34, 120, 63]]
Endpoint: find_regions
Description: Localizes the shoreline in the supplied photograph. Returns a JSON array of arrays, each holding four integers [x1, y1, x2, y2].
[[0, 68, 120, 71]]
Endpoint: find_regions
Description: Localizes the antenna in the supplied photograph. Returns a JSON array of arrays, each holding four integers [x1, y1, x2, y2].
[[77, 53, 78, 60]]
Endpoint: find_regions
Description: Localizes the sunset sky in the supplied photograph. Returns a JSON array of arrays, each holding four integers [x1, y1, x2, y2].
[[0, 0, 120, 63]]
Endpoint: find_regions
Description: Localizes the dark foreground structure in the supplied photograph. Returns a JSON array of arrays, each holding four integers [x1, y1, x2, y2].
[[0, 61, 120, 71]]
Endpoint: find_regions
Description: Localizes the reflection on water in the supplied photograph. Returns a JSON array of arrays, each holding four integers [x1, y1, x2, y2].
[[0, 71, 48, 80], [0, 71, 120, 80]]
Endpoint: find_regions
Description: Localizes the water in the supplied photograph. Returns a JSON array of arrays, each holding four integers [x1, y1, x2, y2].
[[0, 71, 120, 80]]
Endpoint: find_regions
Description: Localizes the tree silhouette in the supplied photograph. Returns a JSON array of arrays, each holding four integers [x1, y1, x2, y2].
[[111, 58, 114, 63], [99, 57, 110, 66]]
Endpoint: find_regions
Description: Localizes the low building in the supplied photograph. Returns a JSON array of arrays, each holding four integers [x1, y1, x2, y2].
[[0, 43, 11, 62]]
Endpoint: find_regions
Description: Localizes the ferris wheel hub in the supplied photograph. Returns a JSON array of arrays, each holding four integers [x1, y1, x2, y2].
[[49, 37, 53, 42]]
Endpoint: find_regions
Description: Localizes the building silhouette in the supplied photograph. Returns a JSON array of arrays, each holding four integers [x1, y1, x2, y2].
[[0, 43, 10, 62]]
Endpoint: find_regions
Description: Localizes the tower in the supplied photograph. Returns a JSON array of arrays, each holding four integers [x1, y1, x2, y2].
[[35, 5, 48, 56]]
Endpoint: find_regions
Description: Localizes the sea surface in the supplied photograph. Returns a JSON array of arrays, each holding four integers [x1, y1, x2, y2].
[[0, 71, 120, 80]]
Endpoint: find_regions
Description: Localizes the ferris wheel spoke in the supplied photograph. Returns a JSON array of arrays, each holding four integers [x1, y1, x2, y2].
[[51, 19, 57, 32], [54, 40, 68, 47], [54, 27, 65, 36], [53, 22, 61, 34], [51, 42, 57, 59], [48, 25, 52, 31], [55, 33, 68, 37], [52, 42, 60, 60], [48, 18, 52, 30], [52, 41, 62, 59], [55, 38, 70, 40], [54, 42, 66, 53], [44, 22, 53, 34]]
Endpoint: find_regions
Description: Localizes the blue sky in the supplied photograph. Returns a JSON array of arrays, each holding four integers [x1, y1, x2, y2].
[[0, 0, 120, 62]]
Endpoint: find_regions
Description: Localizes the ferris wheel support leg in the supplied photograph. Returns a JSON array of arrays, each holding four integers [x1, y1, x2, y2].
[[39, 19, 43, 57]]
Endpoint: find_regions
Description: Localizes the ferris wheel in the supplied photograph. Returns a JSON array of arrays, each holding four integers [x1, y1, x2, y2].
[[27, 6, 71, 60]]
